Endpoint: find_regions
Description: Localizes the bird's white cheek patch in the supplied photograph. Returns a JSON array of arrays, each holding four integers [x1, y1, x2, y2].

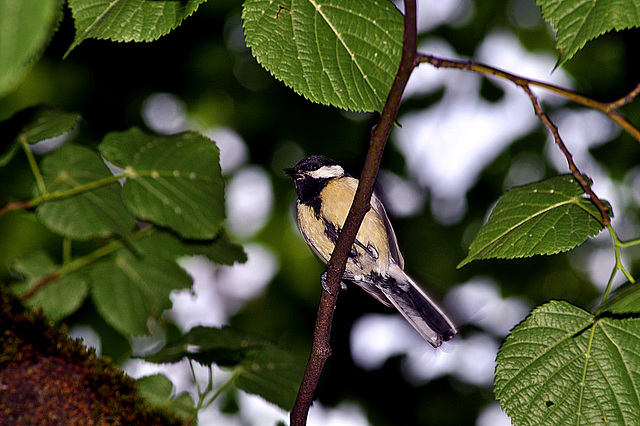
[[308, 165, 344, 179]]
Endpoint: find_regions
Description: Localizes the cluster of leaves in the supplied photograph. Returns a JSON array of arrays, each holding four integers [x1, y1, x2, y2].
[[2, 106, 236, 332], [466, 178, 640, 424], [144, 326, 304, 412], [0, 104, 305, 417], [1, 0, 640, 425]]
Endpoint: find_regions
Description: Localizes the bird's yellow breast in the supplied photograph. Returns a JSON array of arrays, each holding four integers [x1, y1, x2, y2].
[[296, 177, 391, 280]]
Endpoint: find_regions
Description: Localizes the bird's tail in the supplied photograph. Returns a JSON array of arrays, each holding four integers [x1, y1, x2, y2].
[[379, 265, 456, 348]]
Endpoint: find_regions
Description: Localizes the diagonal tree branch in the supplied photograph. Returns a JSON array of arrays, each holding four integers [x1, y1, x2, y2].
[[289, 1, 418, 425]]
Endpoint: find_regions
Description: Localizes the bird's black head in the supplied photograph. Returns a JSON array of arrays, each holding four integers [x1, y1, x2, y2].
[[285, 155, 347, 206]]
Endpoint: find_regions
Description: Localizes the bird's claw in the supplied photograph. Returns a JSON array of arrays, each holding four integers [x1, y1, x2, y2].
[[321, 272, 347, 296]]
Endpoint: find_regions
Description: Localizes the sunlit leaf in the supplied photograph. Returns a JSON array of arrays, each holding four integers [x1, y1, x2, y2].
[[137, 374, 196, 421], [11, 251, 88, 321], [37, 144, 136, 239], [0, 0, 62, 97], [495, 300, 640, 425], [235, 343, 304, 411], [65, 0, 207, 57], [89, 250, 192, 336], [242, 0, 403, 112], [99, 128, 224, 240], [536, 0, 640, 65], [459, 175, 604, 267]]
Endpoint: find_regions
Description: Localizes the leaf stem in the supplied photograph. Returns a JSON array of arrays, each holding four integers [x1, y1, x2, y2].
[[612, 234, 640, 248], [607, 225, 636, 283], [20, 227, 153, 301], [18, 136, 47, 195], [62, 238, 72, 264], [201, 369, 239, 410], [0, 169, 131, 219], [575, 320, 598, 425], [600, 225, 637, 307], [188, 358, 203, 397], [30, 170, 131, 208], [185, 360, 210, 425]]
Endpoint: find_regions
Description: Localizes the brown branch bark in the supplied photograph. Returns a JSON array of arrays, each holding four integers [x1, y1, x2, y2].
[[521, 85, 611, 225], [289, 1, 418, 425], [20, 272, 61, 301], [418, 54, 640, 144], [0, 200, 33, 218]]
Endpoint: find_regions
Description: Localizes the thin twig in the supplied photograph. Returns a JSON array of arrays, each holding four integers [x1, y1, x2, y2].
[[289, 1, 418, 425], [18, 136, 47, 195], [417, 52, 618, 225], [20, 227, 154, 301], [0, 200, 33, 217], [608, 82, 640, 109], [417, 54, 640, 143], [521, 85, 611, 225], [0, 170, 131, 219], [20, 272, 61, 301]]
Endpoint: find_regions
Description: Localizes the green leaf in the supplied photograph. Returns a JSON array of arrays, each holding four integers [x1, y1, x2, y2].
[[600, 282, 640, 314], [536, 0, 640, 65], [20, 107, 82, 145], [144, 326, 304, 410], [0, 0, 62, 97], [235, 343, 304, 411], [458, 175, 604, 267], [11, 251, 88, 321], [134, 229, 247, 266], [0, 138, 20, 167], [99, 128, 225, 240], [65, 0, 207, 57], [37, 144, 136, 239], [495, 300, 640, 425], [137, 374, 196, 421], [89, 250, 192, 336], [242, 0, 403, 112], [0, 105, 81, 166]]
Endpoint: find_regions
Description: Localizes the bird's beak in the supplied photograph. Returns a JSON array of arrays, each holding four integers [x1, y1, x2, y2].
[[284, 168, 298, 178]]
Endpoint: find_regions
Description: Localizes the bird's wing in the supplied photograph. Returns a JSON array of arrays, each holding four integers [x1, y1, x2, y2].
[[371, 192, 404, 269], [379, 265, 456, 347]]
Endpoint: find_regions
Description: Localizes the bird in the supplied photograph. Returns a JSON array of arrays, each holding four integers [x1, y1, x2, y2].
[[285, 155, 456, 347]]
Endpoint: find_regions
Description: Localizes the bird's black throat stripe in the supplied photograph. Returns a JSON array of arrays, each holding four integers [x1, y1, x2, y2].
[[297, 179, 331, 218]]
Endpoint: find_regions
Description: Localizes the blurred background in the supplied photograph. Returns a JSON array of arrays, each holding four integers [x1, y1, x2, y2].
[[1, 0, 639, 424]]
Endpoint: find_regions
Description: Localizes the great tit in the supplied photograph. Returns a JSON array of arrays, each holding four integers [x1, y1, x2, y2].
[[286, 155, 456, 347]]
